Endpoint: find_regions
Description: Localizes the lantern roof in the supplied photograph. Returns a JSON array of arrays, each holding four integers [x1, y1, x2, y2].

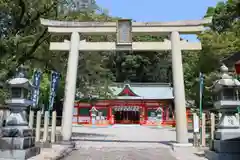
[[5, 99, 33, 107], [213, 65, 240, 92], [6, 78, 34, 89]]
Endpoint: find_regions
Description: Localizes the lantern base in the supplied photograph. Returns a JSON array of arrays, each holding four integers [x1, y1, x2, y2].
[[215, 129, 240, 140], [1, 127, 34, 137], [0, 127, 40, 159], [205, 113, 240, 160], [217, 113, 240, 129], [0, 146, 40, 160], [205, 150, 240, 160]]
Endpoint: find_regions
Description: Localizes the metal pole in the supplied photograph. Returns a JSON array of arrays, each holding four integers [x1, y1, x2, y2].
[[199, 72, 203, 118], [199, 72, 204, 142]]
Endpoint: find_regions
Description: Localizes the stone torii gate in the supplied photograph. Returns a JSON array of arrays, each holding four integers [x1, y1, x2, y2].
[[41, 18, 211, 144]]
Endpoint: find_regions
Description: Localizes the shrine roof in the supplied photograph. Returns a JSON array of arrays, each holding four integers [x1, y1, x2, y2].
[[110, 83, 173, 100]]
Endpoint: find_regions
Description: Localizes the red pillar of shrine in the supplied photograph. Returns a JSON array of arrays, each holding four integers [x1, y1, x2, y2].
[[109, 107, 114, 125], [140, 106, 144, 125]]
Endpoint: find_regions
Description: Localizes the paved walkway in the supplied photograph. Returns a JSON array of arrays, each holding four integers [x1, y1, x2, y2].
[[62, 125, 206, 160], [66, 147, 176, 160]]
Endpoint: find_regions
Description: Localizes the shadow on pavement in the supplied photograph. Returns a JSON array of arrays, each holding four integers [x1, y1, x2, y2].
[[169, 128, 194, 133], [72, 138, 175, 145], [194, 152, 205, 157], [159, 141, 176, 146], [72, 132, 112, 137]]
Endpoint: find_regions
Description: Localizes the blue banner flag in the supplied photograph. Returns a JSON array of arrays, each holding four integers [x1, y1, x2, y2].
[[31, 69, 42, 108], [48, 71, 60, 111]]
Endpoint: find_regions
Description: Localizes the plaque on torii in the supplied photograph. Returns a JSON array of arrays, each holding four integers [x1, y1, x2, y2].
[[116, 19, 132, 50]]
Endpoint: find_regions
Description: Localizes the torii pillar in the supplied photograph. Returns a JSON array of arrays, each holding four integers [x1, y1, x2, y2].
[[171, 31, 188, 144], [61, 32, 80, 141]]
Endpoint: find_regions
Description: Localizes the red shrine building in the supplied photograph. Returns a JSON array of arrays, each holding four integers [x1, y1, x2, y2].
[[72, 83, 192, 126]]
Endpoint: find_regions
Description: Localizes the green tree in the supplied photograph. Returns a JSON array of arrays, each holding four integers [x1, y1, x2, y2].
[[0, 0, 117, 104], [183, 0, 240, 108]]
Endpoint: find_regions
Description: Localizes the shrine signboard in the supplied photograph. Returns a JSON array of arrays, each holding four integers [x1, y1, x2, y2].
[[113, 106, 140, 111], [117, 19, 132, 44]]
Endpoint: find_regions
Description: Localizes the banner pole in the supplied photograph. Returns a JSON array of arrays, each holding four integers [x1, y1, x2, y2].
[[199, 72, 204, 144]]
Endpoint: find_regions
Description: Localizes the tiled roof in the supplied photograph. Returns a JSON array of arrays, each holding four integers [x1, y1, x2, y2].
[[110, 83, 174, 100]]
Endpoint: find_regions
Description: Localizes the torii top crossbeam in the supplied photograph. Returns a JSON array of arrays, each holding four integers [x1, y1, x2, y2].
[[40, 18, 211, 51], [40, 18, 212, 35]]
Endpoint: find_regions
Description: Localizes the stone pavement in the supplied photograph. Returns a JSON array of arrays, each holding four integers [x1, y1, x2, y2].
[[29, 125, 207, 160], [65, 147, 177, 160], [66, 125, 207, 160], [28, 144, 74, 160]]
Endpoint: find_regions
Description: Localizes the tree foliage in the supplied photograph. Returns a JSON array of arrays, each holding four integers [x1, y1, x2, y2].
[[183, 0, 240, 107], [0, 0, 239, 109], [0, 0, 113, 103]]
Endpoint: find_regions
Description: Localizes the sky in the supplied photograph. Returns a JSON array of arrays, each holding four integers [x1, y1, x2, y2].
[[95, 0, 225, 41]]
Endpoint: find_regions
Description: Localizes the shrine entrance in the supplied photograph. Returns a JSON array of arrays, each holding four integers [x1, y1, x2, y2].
[[113, 106, 140, 124], [114, 111, 140, 124], [41, 17, 211, 143]]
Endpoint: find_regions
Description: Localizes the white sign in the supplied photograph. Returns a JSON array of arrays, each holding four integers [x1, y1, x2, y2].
[[151, 112, 156, 117], [156, 114, 162, 120], [193, 114, 199, 133], [78, 117, 90, 122]]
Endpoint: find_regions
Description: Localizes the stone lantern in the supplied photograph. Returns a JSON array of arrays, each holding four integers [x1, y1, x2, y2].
[[0, 66, 40, 159], [156, 107, 163, 124], [205, 65, 240, 160], [90, 106, 98, 125]]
